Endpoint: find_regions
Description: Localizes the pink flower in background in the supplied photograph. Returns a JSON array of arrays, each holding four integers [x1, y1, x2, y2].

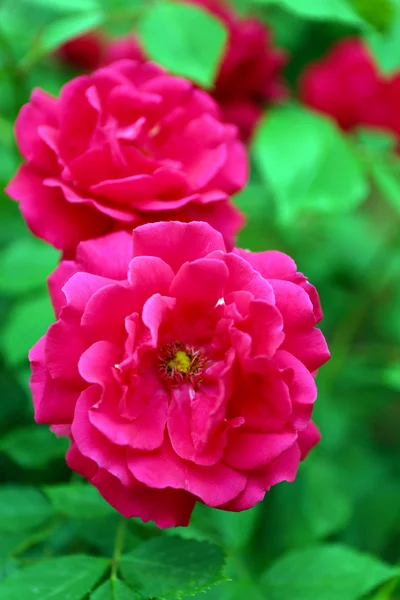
[[32, 221, 330, 527], [6, 61, 247, 254], [299, 38, 386, 131], [188, 0, 287, 141], [58, 32, 105, 72]]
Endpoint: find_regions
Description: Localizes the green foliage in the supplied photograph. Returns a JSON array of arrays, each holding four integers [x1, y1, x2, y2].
[[1, 292, 55, 366], [253, 0, 364, 26], [0, 426, 68, 469], [0, 555, 109, 600], [90, 579, 142, 600], [138, 1, 227, 88], [252, 106, 368, 222], [0, 487, 53, 533], [0, 1, 399, 599], [120, 537, 226, 599], [43, 483, 115, 519], [261, 544, 400, 600], [367, 7, 400, 73], [39, 12, 105, 54], [349, 0, 395, 32], [0, 239, 59, 296]]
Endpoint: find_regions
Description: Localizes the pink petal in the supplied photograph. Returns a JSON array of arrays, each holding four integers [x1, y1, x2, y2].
[[48, 261, 77, 318], [128, 440, 246, 507], [298, 421, 321, 459], [76, 231, 132, 280], [132, 221, 226, 273], [170, 258, 229, 311], [71, 385, 132, 487], [6, 166, 109, 252], [15, 89, 59, 172], [224, 428, 297, 470]]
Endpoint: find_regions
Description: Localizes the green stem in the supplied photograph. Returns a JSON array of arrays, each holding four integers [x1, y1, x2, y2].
[[111, 517, 127, 580]]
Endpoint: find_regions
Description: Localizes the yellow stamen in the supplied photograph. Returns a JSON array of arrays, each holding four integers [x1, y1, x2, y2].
[[168, 350, 191, 374]]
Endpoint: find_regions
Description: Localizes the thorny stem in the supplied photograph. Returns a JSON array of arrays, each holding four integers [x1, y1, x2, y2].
[[111, 517, 127, 580]]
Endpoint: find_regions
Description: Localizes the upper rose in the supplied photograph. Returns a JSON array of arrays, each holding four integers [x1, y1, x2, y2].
[[6, 61, 247, 254], [31, 221, 330, 528], [57, 0, 287, 143]]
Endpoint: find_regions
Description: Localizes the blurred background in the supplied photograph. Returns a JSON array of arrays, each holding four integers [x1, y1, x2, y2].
[[0, 0, 399, 598]]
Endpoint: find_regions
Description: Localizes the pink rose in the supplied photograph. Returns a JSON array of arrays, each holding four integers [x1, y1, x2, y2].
[[196, 0, 288, 141], [31, 221, 330, 528], [58, 32, 105, 72], [299, 38, 385, 131], [7, 61, 247, 254]]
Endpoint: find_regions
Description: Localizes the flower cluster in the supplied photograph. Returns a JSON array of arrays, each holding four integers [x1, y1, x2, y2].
[[58, 0, 287, 142], [7, 10, 329, 527], [300, 38, 400, 140]]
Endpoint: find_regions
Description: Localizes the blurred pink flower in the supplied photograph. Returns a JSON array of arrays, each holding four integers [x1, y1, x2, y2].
[[58, 32, 105, 72], [7, 60, 247, 254], [31, 221, 330, 527], [300, 38, 390, 132]]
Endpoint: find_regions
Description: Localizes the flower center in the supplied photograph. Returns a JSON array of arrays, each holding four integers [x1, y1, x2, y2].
[[159, 341, 205, 387], [168, 350, 191, 374]]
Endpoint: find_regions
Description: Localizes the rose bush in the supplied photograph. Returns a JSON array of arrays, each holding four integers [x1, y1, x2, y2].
[[30, 221, 330, 527], [6, 60, 247, 254]]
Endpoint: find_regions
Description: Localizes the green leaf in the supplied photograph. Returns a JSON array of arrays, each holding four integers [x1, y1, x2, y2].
[[91, 579, 141, 600], [0, 560, 17, 583], [0, 555, 109, 600], [367, 8, 400, 73], [209, 505, 262, 551], [120, 537, 226, 599], [253, 106, 368, 222], [370, 153, 400, 216], [372, 576, 400, 599], [39, 11, 104, 54], [0, 486, 53, 533], [1, 292, 55, 366], [349, 0, 395, 32], [138, 1, 227, 88], [0, 426, 69, 469], [21, 0, 99, 12], [0, 238, 59, 296], [301, 457, 353, 539], [253, 0, 364, 25], [261, 544, 400, 600], [44, 484, 114, 519]]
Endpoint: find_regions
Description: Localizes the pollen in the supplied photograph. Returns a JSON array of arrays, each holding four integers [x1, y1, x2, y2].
[[168, 350, 191, 374], [159, 341, 206, 387]]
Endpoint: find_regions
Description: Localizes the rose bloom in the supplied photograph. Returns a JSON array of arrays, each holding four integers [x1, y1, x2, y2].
[[57, 0, 287, 142], [6, 60, 247, 254], [58, 33, 145, 71], [31, 221, 330, 527], [58, 32, 106, 72], [299, 38, 386, 131]]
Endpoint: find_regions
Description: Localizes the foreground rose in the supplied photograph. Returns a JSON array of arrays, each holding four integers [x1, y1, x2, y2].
[[6, 61, 247, 254], [31, 221, 330, 527], [299, 39, 385, 131]]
